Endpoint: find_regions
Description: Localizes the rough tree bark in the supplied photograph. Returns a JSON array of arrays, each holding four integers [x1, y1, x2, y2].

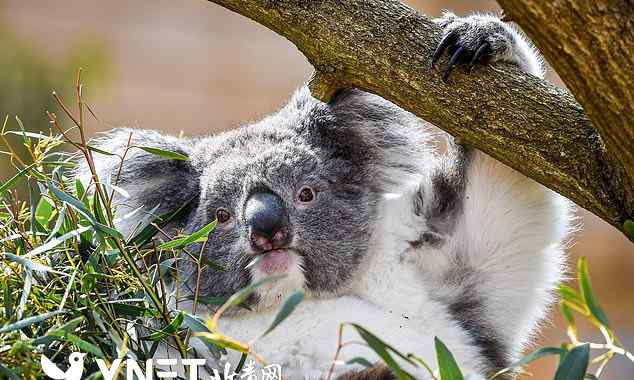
[[206, 0, 634, 241]]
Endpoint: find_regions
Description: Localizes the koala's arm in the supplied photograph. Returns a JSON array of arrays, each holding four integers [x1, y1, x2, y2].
[[413, 14, 571, 364]]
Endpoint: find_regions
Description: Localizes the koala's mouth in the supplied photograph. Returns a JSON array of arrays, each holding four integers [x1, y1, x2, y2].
[[247, 249, 306, 311], [254, 249, 293, 274]]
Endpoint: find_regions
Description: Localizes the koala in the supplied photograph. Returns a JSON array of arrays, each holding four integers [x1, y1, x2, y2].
[[77, 12, 571, 380]]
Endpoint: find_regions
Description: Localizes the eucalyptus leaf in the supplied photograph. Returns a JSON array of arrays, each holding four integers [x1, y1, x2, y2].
[[0, 163, 37, 194], [158, 220, 217, 250], [0, 310, 65, 333], [48, 330, 105, 358], [134, 146, 189, 161], [623, 219, 634, 241], [2, 252, 66, 275], [553, 344, 590, 380], [49, 182, 98, 225], [181, 312, 223, 359], [435, 337, 464, 380], [35, 196, 54, 226], [0, 363, 19, 380], [349, 323, 416, 380], [220, 275, 283, 312], [578, 257, 610, 328], [25, 225, 91, 258], [127, 197, 194, 246], [261, 289, 304, 337], [142, 312, 184, 341], [493, 346, 565, 379], [346, 357, 375, 368]]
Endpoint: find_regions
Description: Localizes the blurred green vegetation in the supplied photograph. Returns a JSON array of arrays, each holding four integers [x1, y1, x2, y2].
[[0, 21, 112, 177]]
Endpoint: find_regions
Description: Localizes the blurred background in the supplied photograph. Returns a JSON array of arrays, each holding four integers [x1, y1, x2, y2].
[[1, 0, 632, 378]]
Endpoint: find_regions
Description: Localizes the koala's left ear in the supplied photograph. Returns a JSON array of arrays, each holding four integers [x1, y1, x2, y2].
[[75, 128, 200, 237], [286, 86, 432, 192]]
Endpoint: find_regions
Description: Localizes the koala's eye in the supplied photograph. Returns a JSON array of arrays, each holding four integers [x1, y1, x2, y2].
[[216, 208, 231, 224], [297, 186, 315, 203]]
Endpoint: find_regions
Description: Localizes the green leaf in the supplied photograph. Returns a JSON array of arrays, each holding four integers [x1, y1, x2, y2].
[[127, 198, 194, 246], [35, 196, 54, 226], [1, 252, 66, 275], [349, 324, 416, 380], [58, 269, 78, 311], [201, 256, 227, 272], [261, 289, 304, 337], [623, 220, 634, 242], [46, 203, 67, 242], [158, 219, 217, 250], [0, 310, 65, 333], [183, 295, 251, 311], [235, 354, 248, 374], [5, 130, 54, 140], [49, 182, 123, 240], [32, 316, 85, 345], [346, 357, 375, 368], [142, 311, 184, 341], [0, 163, 37, 194], [110, 303, 154, 318], [578, 257, 610, 328], [25, 225, 91, 258], [87, 145, 116, 156], [553, 344, 590, 380], [3, 279, 13, 320], [75, 178, 86, 200], [16, 270, 33, 320], [0, 363, 19, 380], [220, 276, 283, 312], [559, 284, 585, 308], [94, 223, 124, 240], [181, 312, 222, 359], [492, 346, 565, 379], [48, 330, 105, 358], [92, 192, 108, 225], [560, 303, 577, 332], [49, 182, 98, 225], [135, 146, 189, 161], [182, 312, 210, 334], [435, 337, 464, 380]]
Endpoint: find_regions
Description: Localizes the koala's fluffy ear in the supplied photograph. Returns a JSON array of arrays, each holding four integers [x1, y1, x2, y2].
[[75, 128, 199, 237], [286, 87, 433, 193]]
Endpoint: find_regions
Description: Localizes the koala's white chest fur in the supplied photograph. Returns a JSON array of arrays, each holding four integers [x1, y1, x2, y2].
[[215, 193, 484, 379]]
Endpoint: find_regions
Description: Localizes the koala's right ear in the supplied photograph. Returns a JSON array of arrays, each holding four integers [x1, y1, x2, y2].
[[75, 128, 199, 237], [281, 86, 432, 193]]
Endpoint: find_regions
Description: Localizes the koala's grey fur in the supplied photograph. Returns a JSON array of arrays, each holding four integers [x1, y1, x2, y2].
[[81, 87, 430, 301], [77, 12, 571, 380]]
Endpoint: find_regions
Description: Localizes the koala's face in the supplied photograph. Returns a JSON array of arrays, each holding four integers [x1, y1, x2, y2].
[[91, 88, 427, 313], [182, 111, 380, 311]]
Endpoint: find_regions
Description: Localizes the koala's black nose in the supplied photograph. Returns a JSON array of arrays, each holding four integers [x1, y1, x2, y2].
[[244, 191, 290, 251]]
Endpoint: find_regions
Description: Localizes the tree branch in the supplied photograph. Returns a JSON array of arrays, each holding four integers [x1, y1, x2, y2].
[[497, 0, 634, 237], [207, 0, 633, 239]]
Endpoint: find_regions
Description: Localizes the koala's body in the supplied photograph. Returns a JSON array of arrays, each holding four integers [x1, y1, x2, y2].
[[78, 12, 571, 380]]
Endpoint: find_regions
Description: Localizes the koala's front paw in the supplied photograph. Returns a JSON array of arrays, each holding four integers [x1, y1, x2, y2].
[[431, 12, 540, 81]]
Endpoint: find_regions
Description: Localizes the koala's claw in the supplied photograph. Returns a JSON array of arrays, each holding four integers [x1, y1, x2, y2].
[[443, 45, 466, 82], [468, 41, 491, 72], [433, 37, 493, 82], [431, 30, 458, 67]]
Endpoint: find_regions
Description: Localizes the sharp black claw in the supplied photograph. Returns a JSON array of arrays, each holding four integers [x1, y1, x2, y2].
[[432, 31, 458, 67], [468, 42, 491, 72], [442, 45, 465, 82]]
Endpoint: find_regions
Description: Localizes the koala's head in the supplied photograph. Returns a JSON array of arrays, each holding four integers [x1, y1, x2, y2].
[[82, 87, 429, 312]]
